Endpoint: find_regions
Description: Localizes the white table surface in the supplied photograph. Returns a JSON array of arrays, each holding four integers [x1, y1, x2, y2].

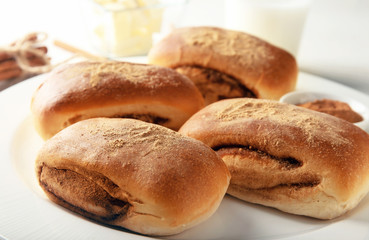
[[1, 0, 368, 93]]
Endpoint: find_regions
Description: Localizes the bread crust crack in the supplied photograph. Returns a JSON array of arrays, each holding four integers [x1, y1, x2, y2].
[[176, 66, 256, 105], [215, 145, 302, 170]]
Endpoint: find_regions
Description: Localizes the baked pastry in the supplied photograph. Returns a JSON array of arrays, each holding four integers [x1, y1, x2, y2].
[[148, 26, 298, 105], [35, 118, 230, 236], [31, 61, 204, 139], [179, 98, 369, 219]]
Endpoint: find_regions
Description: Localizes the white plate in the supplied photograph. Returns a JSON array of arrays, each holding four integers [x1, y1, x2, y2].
[[1, 72, 369, 240]]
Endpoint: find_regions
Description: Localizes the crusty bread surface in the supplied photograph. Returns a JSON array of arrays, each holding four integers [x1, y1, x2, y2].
[[179, 98, 369, 219], [31, 61, 204, 139], [36, 118, 230, 236], [148, 27, 298, 104]]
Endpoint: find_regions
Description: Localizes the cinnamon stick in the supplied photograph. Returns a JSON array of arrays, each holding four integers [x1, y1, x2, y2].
[[0, 56, 46, 70], [0, 32, 52, 82], [0, 46, 47, 62], [0, 56, 47, 81], [0, 68, 22, 81], [0, 60, 17, 72]]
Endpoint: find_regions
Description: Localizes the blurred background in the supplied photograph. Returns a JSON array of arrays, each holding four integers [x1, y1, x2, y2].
[[0, 0, 368, 92]]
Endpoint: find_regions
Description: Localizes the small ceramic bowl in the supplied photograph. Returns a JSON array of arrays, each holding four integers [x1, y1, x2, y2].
[[280, 90, 369, 132]]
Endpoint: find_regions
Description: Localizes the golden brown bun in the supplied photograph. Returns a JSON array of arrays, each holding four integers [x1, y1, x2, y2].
[[148, 27, 298, 104], [179, 98, 369, 219], [31, 61, 204, 139], [35, 118, 230, 236]]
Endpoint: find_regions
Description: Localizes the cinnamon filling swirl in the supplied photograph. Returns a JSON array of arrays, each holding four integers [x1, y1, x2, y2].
[[214, 145, 321, 191], [176, 66, 256, 105], [39, 165, 131, 222], [116, 113, 169, 125], [214, 145, 302, 170], [65, 113, 169, 128]]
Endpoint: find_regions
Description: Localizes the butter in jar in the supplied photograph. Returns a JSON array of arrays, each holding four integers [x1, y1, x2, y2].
[[83, 0, 187, 57]]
